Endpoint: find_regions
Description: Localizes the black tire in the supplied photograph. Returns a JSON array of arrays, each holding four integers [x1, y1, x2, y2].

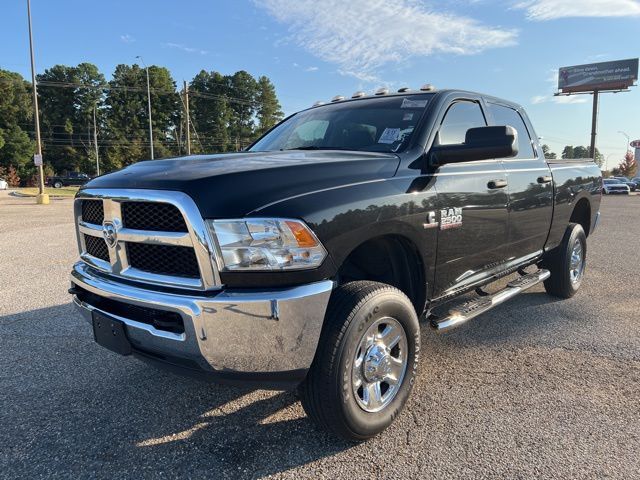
[[299, 281, 420, 441], [542, 223, 587, 298], [53, 181, 63, 189]]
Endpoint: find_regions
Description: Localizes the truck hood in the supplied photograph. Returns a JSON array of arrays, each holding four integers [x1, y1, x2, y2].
[[84, 150, 400, 218]]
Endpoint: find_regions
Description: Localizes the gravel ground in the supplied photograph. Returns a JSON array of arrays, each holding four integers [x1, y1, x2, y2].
[[1, 190, 639, 479]]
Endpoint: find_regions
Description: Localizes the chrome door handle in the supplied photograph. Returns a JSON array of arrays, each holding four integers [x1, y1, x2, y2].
[[488, 179, 508, 189], [537, 175, 552, 184]]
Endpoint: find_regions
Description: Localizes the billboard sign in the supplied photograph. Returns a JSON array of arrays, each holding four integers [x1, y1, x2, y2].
[[630, 140, 640, 148], [558, 58, 638, 93]]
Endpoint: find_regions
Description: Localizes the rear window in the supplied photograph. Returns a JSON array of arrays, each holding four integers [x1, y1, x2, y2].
[[487, 104, 536, 159]]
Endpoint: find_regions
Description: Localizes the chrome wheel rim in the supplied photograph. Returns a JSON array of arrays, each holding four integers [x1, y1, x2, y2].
[[351, 316, 408, 413], [569, 239, 585, 284]]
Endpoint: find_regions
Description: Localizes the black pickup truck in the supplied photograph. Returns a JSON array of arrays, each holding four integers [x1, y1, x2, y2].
[[70, 87, 602, 441], [47, 172, 91, 188]]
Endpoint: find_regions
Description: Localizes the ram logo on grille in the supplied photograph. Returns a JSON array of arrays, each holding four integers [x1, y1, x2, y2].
[[102, 221, 118, 248]]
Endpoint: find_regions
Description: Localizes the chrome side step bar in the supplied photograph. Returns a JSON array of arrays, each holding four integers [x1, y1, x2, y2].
[[431, 269, 551, 333]]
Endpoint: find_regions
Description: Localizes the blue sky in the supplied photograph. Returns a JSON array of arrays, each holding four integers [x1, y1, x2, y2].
[[2, 0, 639, 169]]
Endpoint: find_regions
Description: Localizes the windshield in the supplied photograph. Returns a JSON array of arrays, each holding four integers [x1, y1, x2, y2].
[[249, 94, 433, 154]]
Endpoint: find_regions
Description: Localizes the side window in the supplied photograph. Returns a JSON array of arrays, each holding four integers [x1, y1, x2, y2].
[[487, 104, 535, 159], [438, 101, 486, 145]]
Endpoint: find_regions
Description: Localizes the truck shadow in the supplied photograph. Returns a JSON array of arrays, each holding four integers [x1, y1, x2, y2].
[[2, 290, 570, 477], [423, 290, 567, 350], [0, 303, 351, 478]]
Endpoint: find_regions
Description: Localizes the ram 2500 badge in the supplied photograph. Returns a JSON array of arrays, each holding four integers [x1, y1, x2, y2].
[[70, 86, 602, 441]]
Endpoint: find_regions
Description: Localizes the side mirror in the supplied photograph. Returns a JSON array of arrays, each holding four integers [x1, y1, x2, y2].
[[431, 125, 518, 165]]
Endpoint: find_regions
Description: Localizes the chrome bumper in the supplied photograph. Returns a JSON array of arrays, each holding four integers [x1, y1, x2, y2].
[[71, 262, 333, 386]]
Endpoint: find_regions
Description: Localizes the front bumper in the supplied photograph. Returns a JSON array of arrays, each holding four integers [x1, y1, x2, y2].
[[71, 262, 334, 388]]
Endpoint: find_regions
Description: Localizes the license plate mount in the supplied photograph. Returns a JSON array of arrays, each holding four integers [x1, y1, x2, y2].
[[92, 311, 133, 356]]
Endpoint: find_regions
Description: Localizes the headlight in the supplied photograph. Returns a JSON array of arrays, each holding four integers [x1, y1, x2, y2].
[[206, 218, 327, 271]]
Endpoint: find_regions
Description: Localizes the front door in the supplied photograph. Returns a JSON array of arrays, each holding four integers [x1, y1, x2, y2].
[[430, 100, 510, 297]]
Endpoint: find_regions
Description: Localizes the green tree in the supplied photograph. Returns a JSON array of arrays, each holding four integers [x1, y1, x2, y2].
[[36, 63, 106, 174], [0, 70, 34, 181], [227, 70, 258, 150], [561, 144, 603, 166], [0, 125, 34, 177], [573, 146, 589, 158], [190, 70, 231, 153], [541, 144, 556, 159], [256, 75, 283, 136], [104, 64, 179, 168], [616, 151, 637, 178], [561, 146, 574, 159]]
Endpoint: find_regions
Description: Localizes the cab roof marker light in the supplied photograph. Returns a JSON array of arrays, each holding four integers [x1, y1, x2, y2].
[[330, 95, 345, 102], [351, 91, 366, 98], [374, 87, 389, 95], [420, 84, 436, 92], [312, 101, 325, 107], [397, 87, 411, 93]]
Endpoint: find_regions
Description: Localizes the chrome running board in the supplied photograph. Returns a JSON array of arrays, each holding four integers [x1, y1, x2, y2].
[[431, 269, 551, 333]]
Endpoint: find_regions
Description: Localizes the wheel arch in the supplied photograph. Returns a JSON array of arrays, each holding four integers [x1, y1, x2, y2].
[[334, 233, 428, 315], [570, 197, 592, 237]]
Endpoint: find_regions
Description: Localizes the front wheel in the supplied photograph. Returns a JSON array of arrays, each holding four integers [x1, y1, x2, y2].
[[542, 223, 587, 298], [299, 281, 420, 441]]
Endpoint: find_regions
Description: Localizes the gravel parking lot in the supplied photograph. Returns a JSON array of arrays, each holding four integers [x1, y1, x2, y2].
[[1, 190, 639, 479]]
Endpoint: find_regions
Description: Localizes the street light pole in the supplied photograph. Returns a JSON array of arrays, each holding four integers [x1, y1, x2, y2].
[[93, 105, 100, 176], [136, 56, 154, 160], [26, 0, 48, 204], [618, 130, 630, 153]]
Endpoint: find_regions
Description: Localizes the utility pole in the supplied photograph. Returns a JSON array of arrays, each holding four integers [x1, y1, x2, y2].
[[27, 0, 48, 204], [184, 80, 191, 155], [589, 90, 599, 163], [93, 105, 99, 176], [136, 56, 154, 159]]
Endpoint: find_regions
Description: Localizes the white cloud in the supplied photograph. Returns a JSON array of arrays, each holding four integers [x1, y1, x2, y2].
[[553, 95, 588, 104], [531, 94, 588, 104], [516, 0, 640, 20], [255, 0, 517, 81], [120, 34, 135, 43], [305, 66, 319, 72], [531, 68, 589, 104], [164, 42, 208, 55]]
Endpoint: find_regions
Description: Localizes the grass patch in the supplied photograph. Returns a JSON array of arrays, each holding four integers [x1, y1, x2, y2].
[[16, 187, 79, 197]]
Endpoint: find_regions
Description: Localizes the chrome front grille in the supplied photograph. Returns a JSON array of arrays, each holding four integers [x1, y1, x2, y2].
[[84, 234, 110, 262], [81, 200, 104, 225], [126, 242, 200, 278], [121, 202, 188, 232], [74, 189, 220, 290]]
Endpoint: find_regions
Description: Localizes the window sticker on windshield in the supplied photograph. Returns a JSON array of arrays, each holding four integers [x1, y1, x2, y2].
[[378, 128, 401, 144], [402, 113, 414, 121], [401, 98, 428, 109]]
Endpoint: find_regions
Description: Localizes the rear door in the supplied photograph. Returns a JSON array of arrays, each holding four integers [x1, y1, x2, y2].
[[486, 103, 553, 261], [431, 98, 509, 297]]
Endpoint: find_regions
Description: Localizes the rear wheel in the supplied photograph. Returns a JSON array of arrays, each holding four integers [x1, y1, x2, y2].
[[299, 281, 420, 441], [53, 181, 63, 189], [542, 223, 587, 298]]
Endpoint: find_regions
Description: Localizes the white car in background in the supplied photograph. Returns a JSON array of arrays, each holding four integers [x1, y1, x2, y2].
[[0, 178, 8, 190], [602, 178, 630, 195]]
